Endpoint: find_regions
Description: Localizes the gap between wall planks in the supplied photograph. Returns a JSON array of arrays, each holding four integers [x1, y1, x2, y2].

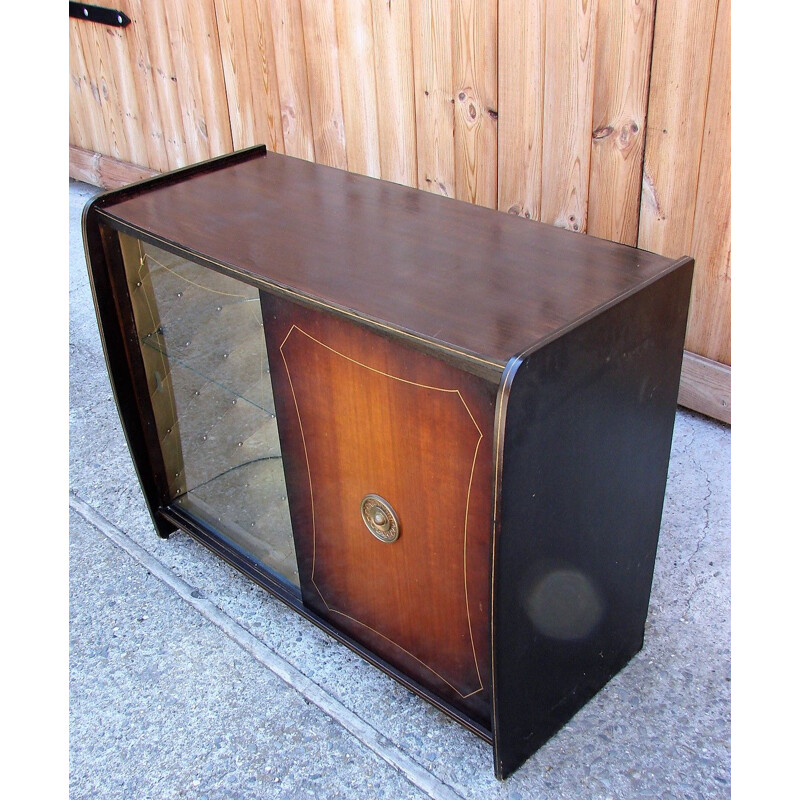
[[540, 0, 598, 233], [453, 0, 498, 209], [68, 0, 731, 422], [686, 0, 730, 366], [334, 0, 382, 178], [638, 0, 730, 366], [587, 0, 655, 246]]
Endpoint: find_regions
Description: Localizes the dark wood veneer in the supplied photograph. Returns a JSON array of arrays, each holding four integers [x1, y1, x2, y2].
[[98, 149, 676, 372], [83, 147, 693, 780]]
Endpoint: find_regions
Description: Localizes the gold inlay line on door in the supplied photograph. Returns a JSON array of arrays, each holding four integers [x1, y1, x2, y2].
[[279, 324, 485, 698]]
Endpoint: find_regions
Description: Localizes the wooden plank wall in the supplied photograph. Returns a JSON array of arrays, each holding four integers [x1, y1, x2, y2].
[[69, 0, 730, 423]]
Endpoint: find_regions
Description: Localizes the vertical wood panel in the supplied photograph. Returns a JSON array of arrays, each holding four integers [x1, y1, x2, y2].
[[453, 0, 498, 209], [541, 0, 598, 232], [686, 0, 730, 364], [74, 19, 117, 159], [334, 0, 381, 178], [410, 0, 455, 197], [69, 21, 95, 153], [161, 2, 206, 161], [587, 0, 655, 245], [193, 3, 235, 157], [637, 0, 718, 257], [136, 1, 188, 168], [370, 0, 417, 186], [93, 20, 128, 160], [163, 1, 233, 162], [497, 0, 545, 220], [81, 20, 127, 160], [68, 102, 78, 149], [215, 0, 285, 152], [268, 0, 315, 161], [102, 14, 153, 168], [122, 0, 172, 171], [300, 0, 348, 169], [267, 0, 315, 160], [68, 0, 730, 381], [215, 0, 256, 148]]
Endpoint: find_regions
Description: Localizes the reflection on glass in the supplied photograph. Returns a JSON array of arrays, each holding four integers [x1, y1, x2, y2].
[[118, 233, 298, 586]]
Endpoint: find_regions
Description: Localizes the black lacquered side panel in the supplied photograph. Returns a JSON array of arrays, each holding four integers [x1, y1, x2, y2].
[[83, 212, 176, 537], [492, 262, 694, 779]]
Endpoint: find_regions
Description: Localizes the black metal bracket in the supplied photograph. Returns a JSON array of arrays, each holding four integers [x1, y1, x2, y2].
[[69, 2, 131, 27]]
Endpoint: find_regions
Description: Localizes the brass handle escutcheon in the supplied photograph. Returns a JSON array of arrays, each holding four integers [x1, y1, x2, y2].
[[360, 494, 400, 543]]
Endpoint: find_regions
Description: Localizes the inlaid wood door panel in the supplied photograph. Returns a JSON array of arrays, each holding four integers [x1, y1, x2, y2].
[[262, 295, 496, 723]]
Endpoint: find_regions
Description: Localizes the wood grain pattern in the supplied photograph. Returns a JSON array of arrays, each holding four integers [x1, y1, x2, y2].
[[74, 17, 117, 159], [541, 0, 598, 232], [334, 0, 381, 178], [300, 0, 348, 169], [587, 0, 655, 245], [70, 145, 159, 189], [192, 2, 236, 158], [686, 0, 730, 364], [268, 0, 315, 161], [68, 0, 731, 409], [677, 351, 730, 424], [135, 0, 187, 169], [262, 295, 495, 724], [162, 2, 206, 161], [497, 0, 545, 220], [102, 21, 143, 163], [100, 151, 681, 372], [215, 0, 285, 152], [369, 0, 417, 185], [215, 0, 256, 148], [81, 15, 127, 160], [69, 20, 95, 153], [163, 1, 233, 162], [453, 0, 498, 209], [411, 0, 455, 196], [103, 13, 153, 168], [637, 0, 718, 256], [121, 0, 172, 171]]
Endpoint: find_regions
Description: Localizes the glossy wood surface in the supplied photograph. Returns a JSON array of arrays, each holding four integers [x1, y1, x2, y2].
[[100, 150, 678, 373], [262, 294, 495, 725]]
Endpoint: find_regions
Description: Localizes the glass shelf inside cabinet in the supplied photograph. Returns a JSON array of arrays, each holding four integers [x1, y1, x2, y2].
[[117, 233, 299, 587]]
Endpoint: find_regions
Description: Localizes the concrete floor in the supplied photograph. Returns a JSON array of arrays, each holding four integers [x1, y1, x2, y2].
[[69, 178, 731, 799]]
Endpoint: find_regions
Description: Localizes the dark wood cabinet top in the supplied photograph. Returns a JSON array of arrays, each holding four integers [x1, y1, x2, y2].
[[98, 149, 685, 374]]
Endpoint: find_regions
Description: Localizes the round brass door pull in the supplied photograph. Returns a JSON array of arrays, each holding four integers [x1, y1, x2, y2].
[[360, 494, 400, 543]]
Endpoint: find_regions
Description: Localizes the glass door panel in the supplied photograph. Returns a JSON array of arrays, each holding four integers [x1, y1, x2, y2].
[[117, 232, 299, 586]]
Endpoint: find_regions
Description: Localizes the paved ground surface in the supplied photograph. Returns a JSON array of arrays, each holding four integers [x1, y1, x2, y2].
[[69, 178, 731, 799]]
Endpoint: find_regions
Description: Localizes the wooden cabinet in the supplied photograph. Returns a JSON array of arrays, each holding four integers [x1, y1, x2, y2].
[[263, 294, 496, 727], [83, 146, 693, 779]]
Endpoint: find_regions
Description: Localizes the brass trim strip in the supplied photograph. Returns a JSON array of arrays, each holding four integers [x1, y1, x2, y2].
[[488, 355, 524, 761]]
